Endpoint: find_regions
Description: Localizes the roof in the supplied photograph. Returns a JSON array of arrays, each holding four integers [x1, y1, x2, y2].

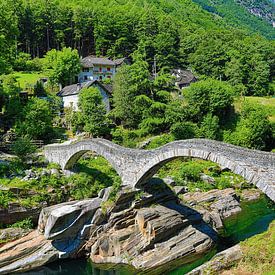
[[57, 80, 112, 97], [81, 56, 115, 68], [114, 58, 126, 66], [172, 69, 197, 85], [101, 83, 113, 94]]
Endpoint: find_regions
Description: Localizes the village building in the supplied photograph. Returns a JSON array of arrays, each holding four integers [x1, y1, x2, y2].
[[171, 69, 197, 89], [78, 56, 127, 83], [57, 80, 112, 111]]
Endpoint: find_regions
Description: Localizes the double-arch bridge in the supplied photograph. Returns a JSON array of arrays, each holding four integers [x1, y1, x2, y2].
[[44, 138, 275, 202]]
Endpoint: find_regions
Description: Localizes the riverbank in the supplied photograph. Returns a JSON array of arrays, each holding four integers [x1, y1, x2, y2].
[[0, 183, 274, 274]]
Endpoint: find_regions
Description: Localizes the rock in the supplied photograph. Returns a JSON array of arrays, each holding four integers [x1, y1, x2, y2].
[[241, 189, 261, 201], [89, 202, 217, 272], [162, 176, 176, 186], [199, 173, 215, 184], [0, 228, 32, 243], [0, 202, 47, 226], [187, 244, 242, 275], [98, 187, 112, 202], [39, 198, 102, 240], [210, 194, 241, 219], [22, 169, 37, 181], [0, 231, 59, 274], [181, 189, 242, 229], [173, 186, 188, 195], [50, 168, 60, 177]]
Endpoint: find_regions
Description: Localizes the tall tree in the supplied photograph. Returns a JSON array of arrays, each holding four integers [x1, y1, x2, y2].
[[78, 87, 110, 137], [44, 47, 80, 86]]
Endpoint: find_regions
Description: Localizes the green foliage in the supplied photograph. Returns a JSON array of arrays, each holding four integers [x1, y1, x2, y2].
[[44, 47, 80, 86], [185, 79, 234, 121], [78, 87, 111, 137], [11, 136, 37, 162], [0, 0, 18, 74], [193, 0, 275, 39], [70, 155, 122, 200], [15, 97, 54, 140], [197, 114, 220, 139], [145, 134, 174, 149], [224, 103, 273, 150], [10, 218, 33, 229], [0, 191, 14, 209], [171, 122, 198, 140], [111, 127, 141, 148]]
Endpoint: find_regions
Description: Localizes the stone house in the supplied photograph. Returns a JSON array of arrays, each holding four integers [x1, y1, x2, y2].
[[57, 80, 112, 111], [78, 56, 127, 83], [171, 69, 197, 89]]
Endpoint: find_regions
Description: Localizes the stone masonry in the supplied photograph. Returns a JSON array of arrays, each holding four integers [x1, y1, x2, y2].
[[44, 138, 275, 202]]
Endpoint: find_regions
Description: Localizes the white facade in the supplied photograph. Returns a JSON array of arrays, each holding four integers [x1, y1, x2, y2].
[[62, 85, 110, 112], [78, 65, 116, 83]]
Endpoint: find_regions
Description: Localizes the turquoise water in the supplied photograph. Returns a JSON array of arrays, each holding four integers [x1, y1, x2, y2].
[[22, 195, 274, 275]]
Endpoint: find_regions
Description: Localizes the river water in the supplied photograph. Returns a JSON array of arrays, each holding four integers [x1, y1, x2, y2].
[[22, 195, 275, 275]]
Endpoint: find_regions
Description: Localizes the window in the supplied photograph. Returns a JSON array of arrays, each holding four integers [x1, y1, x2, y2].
[[82, 68, 89, 72], [99, 67, 102, 72], [84, 76, 88, 80], [107, 67, 111, 71]]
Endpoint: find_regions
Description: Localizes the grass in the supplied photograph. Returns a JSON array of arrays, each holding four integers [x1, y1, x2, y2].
[[157, 158, 248, 192], [12, 71, 47, 90], [222, 220, 275, 275], [234, 96, 275, 123]]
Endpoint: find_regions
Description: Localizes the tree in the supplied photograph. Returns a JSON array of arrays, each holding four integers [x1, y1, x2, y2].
[[16, 98, 54, 140], [113, 53, 151, 127], [44, 47, 80, 86], [197, 114, 220, 140], [78, 87, 110, 137], [185, 79, 234, 122], [171, 122, 198, 140], [224, 103, 273, 150]]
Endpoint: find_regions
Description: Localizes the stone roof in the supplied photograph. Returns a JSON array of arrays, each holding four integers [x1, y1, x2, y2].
[[172, 69, 197, 86], [57, 80, 111, 97], [81, 56, 115, 68], [101, 83, 113, 94], [114, 58, 126, 66]]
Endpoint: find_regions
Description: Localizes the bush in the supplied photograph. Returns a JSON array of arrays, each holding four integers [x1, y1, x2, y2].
[[224, 103, 273, 150], [145, 134, 174, 149], [0, 191, 14, 208], [11, 136, 37, 162], [171, 122, 198, 140], [10, 218, 33, 229], [197, 114, 220, 139]]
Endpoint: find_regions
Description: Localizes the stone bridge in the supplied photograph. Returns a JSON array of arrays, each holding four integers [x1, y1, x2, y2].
[[44, 138, 275, 201]]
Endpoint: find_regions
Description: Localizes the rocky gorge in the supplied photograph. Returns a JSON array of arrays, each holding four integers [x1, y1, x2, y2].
[[0, 177, 270, 275]]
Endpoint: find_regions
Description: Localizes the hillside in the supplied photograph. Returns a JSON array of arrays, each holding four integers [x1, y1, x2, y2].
[[237, 0, 275, 24], [193, 0, 275, 39]]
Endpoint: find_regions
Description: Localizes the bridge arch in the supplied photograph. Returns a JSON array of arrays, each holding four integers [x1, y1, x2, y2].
[[45, 139, 126, 179], [133, 140, 275, 201]]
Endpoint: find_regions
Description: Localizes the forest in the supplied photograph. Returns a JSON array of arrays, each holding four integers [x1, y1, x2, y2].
[[0, 0, 274, 153]]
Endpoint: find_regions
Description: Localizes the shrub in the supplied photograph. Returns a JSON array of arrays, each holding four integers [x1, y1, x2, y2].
[[10, 218, 33, 229], [11, 136, 37, 162], [171, 122, 198, 140]]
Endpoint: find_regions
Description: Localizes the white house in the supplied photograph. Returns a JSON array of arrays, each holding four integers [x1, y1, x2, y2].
[[78, 56, 127, 83], [57, 80, 112, 111]]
